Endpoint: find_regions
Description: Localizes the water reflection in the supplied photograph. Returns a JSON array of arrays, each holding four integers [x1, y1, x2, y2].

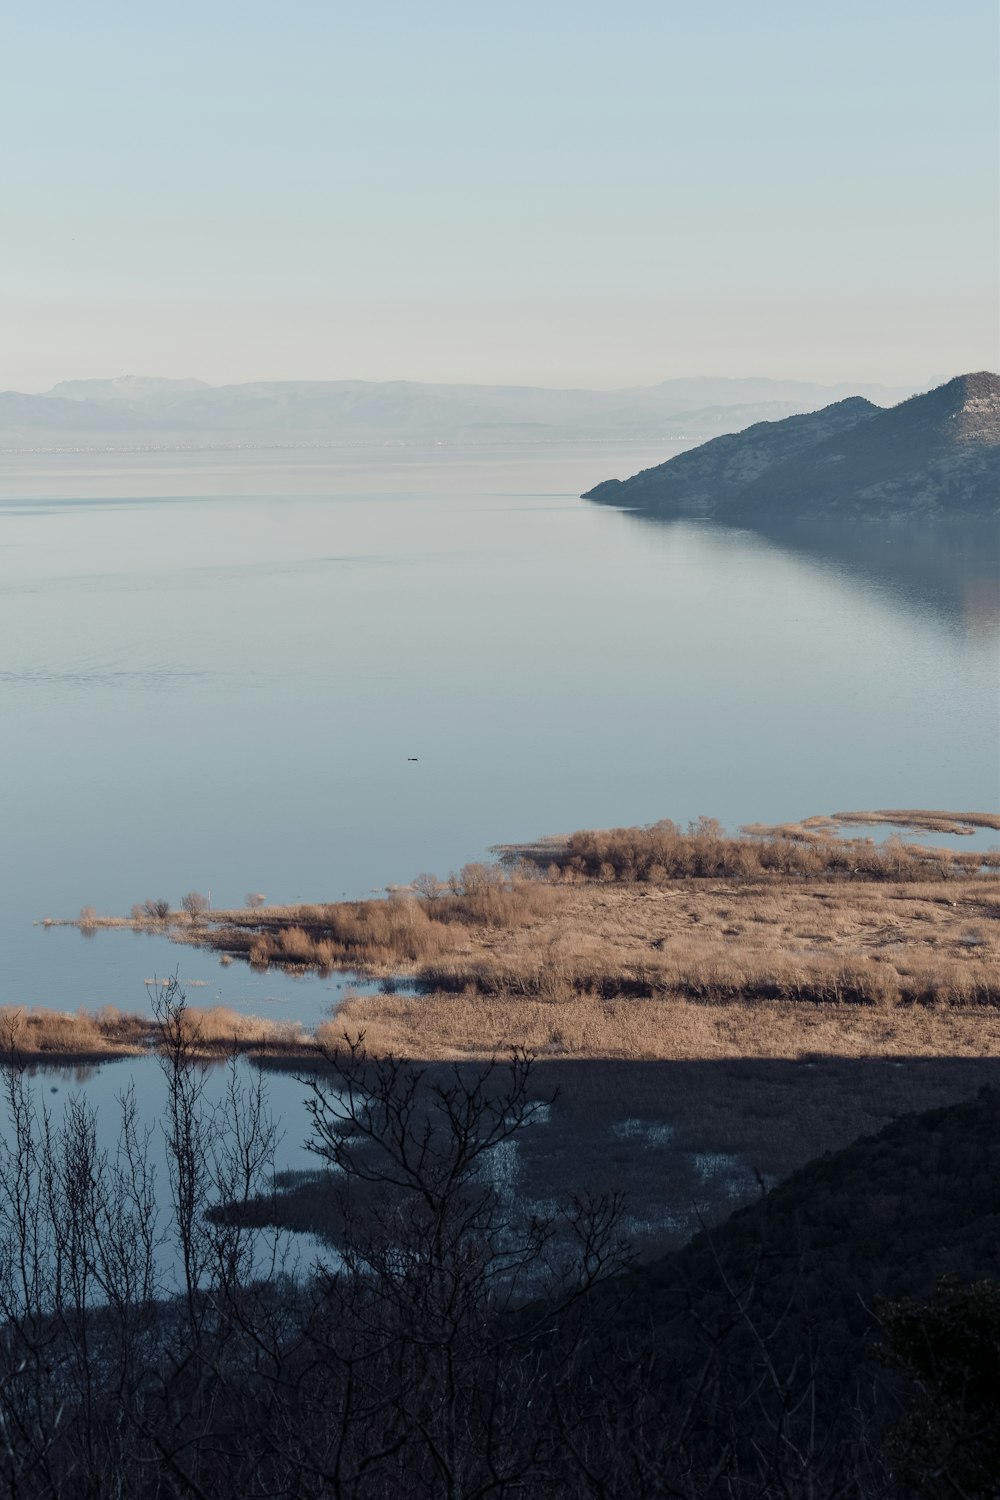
[[2, 457, 997, 1018], [616, 511, 1000, 634]]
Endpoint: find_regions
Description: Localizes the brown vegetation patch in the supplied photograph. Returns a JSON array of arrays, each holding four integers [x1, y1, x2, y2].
[[0, 1006, 309, 1065], [519, 818, 998, 881], [187, 866, 561, 972], [0, 1007, 149, 1062], [744, 809, 1000, 839], [831, 808, 1000, 835], [59, 818, 1000, 1062], [321, 991, 1000, 1063]]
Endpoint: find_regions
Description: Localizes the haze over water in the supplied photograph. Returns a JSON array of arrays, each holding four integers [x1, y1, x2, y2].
[[2, 444, 997, 1016]]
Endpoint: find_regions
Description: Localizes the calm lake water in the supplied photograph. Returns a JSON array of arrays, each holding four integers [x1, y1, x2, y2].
[[2, 442, 998, 1017]]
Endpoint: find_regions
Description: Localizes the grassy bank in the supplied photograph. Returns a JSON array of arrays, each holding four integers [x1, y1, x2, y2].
[[54, 812, 1000, 1064], [0, 1004, 310, 1066], [321, 991, 1000, 1063]]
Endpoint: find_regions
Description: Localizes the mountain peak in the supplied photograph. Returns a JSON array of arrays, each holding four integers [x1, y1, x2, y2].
[[949, 371, 1000, 441], [949, 370, 1000, 399], [582, 372, 1000, 521], [878, 371, 1000, 446]]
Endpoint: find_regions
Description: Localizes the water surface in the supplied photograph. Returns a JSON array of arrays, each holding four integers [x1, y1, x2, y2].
[[2, 444, 997, 1015]]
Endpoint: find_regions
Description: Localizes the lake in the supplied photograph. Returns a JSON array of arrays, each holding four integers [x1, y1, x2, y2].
[[2, 442, 997, 1017]]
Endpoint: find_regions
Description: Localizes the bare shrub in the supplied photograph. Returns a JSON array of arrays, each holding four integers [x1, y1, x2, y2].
[[517, 821, 975, 884], [180, 890, 210, 917], [245, 891, 266, 909], [278, 926, 315, 961], [248, 937, 272, 968]]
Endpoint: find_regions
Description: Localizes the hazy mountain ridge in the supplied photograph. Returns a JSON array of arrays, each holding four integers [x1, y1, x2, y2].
[[0, 374, 916, 451], [584, 373, 1000, 519]]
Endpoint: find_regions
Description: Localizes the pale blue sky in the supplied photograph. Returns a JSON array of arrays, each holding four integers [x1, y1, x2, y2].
[[3, 0, 997, 389]]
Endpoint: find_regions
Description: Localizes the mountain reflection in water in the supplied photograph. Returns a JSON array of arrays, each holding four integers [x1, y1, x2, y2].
[[2, 459, 997, 1017], [617, 511, 1000, 635]]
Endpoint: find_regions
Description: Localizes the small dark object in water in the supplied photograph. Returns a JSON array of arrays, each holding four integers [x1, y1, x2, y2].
[[407, 757, 418, 762]]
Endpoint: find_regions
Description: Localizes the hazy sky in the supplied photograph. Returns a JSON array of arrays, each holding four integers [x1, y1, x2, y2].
[[3, 0, 997, 391]]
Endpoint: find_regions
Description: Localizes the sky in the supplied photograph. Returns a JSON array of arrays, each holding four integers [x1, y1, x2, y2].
[[2, 0, 998, 391]]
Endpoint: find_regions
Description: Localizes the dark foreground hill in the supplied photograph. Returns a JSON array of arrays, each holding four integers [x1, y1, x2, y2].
[[611, 1084, 1000, 1487], [585, 371, 1000, 520], [2, 1011, 999, 1496]]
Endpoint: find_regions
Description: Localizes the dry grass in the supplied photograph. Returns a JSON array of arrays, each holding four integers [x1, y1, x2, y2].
[[192, 870, 560, 973], [0, 1006, 308, 1064], [408, 876, 1000, 1008], [744, 810, 1000, 839], [309, 864, 1000, 1061], [58, 818, 1000, 1064], [168, 1006, 308, 1053], [830, 809, 1000, 835], [0, 1007, 149, 1061], [321, 990, 1000, 1063]]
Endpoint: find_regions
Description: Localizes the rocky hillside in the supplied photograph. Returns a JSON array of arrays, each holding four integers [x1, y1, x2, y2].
[[585, 372, 1000, 520]]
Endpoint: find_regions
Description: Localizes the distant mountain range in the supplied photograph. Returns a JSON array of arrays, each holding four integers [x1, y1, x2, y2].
[[583, 373, 1000, 520], [0, 374, 919, 452]]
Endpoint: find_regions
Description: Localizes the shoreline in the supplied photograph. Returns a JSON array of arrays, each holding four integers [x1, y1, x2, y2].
[[20, 810, 999, 1071], [15, 808, 1000, 1069], [8, 996, 1000, 1074]]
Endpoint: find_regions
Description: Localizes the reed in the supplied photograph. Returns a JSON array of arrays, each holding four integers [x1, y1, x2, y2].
[[321, 989, 1000, 1063], [0, 1005, 308, 1063]]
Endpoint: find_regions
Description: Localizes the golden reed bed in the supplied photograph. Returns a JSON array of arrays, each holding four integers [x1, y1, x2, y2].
[[34, 812, 998, 1066]]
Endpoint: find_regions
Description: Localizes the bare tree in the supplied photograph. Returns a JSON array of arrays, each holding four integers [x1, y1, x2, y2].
[[296, 1035, 631, 1496], [180, 890, 210, 918]]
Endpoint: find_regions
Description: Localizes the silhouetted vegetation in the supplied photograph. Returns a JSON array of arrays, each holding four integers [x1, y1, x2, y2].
[[604, 1085, 1000, 1490], [882, 1278, 1000, 1496], [1, 983, 998, 1495]]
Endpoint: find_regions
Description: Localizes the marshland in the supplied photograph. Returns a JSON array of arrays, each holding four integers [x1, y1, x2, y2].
[[4, 2, 999, 1488], [5, 464, 998, 1019], [9, 810, 994, 1259], [5, 462, 997, 1257], [55, 812, 998, 1051]]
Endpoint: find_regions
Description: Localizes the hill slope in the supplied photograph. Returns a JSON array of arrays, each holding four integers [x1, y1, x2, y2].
[[614, 1086, 1000, 1475], [584, 372, 1000, 520], [584, 396, 878, 512]]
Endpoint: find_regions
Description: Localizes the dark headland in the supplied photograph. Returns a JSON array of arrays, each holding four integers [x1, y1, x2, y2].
[[583, 371, 1000, 520]]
